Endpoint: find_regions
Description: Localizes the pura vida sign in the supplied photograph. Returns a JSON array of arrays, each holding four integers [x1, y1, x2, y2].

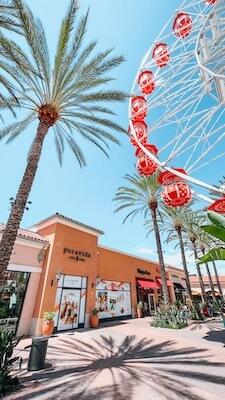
[[63, 247, 91, 262]]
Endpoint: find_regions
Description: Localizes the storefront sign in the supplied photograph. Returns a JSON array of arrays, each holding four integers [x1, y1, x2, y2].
[[137, 268, 150, 276], [63, 247, 91, 262]]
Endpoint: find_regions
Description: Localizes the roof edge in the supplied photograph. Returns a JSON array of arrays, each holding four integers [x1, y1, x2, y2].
[[30, 213, 104, 236]]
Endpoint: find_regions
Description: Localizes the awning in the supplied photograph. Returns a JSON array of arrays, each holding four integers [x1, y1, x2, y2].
[[173, 282, 186, 291], [137, 279, 160, 290], [157, 278, 173, 287], [192, 289, 202, 296]]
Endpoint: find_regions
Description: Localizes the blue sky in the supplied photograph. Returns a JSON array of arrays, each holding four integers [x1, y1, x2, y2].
[[0, 0, 223, 275]]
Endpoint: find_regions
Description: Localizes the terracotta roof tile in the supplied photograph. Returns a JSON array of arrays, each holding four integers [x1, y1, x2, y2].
[[32, 213, 104, 235], [0, 223, 49, 244]]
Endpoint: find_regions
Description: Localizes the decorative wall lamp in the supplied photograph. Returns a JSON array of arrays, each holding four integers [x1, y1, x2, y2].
[[91, 275, 101, 289], [51, 271, 63, 287]]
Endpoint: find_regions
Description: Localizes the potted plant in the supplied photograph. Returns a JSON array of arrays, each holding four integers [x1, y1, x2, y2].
[[42, 311, 56, 336], [90, 308, 99, 328], [137, 301, 143, 318]]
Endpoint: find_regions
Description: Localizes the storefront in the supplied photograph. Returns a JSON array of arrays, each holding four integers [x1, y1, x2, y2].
[[0, 224, 48, 336], [167, 266, 187, 303], [136, 279, 160, 315], [1, 213, 186, 335]]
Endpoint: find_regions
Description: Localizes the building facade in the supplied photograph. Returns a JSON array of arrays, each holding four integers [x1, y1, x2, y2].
[[190, 274, 225, 298], [0, 224, 48, 336], [1, 214, 187, 336]]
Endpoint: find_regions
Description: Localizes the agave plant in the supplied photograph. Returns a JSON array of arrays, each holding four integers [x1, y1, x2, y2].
[[0, 0, 128, 276]]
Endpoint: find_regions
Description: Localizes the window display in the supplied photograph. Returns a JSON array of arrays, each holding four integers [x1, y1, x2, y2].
[[96, 279, 131, 319], [54, 275, 87, 331]]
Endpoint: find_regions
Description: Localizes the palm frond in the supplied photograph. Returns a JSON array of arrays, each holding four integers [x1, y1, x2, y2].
[[1, 0, 127, 168], [0, 113, 35, 142], [54, 0, 78, 83]]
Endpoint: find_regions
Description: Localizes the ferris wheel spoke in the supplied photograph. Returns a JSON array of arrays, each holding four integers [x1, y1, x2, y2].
[[129, 0, 225, 203]]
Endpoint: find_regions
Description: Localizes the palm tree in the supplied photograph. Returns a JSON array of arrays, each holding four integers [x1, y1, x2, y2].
[[182, 211, 208, 302], [198, 235, 217, 300], [211, 260, 223, 296], [187, 212, 217, 299], [209, 176, 225, 199], [159, 206, 195, 305], [114, 173, 170, 305], [0, 0, 128, 276]]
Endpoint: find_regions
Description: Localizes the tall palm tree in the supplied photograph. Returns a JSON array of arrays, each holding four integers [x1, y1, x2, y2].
[[114, 173, 170, 305], [0, 0, 128, 276], [187, 212, 217, 299], [182, 211, 208, 302], [159, 206, 195, 305], [211, 260, 223, 296]]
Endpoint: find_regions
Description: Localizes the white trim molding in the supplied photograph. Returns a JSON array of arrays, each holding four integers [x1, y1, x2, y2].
[[7, 263, 42, 273]]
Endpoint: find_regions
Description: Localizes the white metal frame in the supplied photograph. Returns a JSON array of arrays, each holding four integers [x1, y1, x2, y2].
[[129, 0, 225, 203]]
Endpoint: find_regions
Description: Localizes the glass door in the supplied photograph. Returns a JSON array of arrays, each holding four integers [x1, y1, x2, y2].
[[148, 294, 156, 315]]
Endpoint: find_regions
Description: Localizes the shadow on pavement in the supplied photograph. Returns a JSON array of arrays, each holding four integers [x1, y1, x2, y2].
[[8, 334, 225, 400], [203, 330, 225, 346]]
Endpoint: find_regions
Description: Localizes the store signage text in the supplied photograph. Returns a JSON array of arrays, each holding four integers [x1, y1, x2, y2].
[[137, 268, 150, 276], [63, 247, 91, 262]]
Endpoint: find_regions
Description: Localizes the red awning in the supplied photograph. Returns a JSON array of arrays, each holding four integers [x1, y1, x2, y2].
[[137, 279, 160, 289], [157, 278, 173, 287]]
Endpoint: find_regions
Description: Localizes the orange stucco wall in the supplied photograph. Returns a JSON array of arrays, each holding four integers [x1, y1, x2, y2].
[[9, 242, 44, 268], [97, 246, 159, 310], [33, 222, 98, 323], [32, 220, 180, 333]]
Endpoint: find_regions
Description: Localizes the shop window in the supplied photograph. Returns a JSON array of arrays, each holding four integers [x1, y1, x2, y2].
[[54, 275, 87, 331], [0, 271, 30, 335], [96, 279, 131, 319]]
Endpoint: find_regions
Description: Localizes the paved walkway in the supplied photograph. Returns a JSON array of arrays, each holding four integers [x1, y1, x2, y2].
[[5, 317, 225, 400]]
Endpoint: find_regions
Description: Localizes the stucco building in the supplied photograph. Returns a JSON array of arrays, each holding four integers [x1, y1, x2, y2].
[[0, 213, 188, 336]]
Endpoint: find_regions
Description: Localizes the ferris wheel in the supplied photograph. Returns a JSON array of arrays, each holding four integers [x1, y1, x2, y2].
[[129, 0, 225, 212]]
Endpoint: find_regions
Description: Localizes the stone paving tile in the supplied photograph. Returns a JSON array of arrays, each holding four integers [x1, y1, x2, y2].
[[4, 317, 225, 400]]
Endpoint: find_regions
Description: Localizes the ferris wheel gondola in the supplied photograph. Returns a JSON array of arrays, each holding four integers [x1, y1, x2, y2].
[[129, 0, 225, 211]]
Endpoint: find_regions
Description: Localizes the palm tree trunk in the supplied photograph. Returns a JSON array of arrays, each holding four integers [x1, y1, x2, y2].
[[212, 260, 223, 296], [150, 202, 170, 305], [201, 249, 216, 299], [0, 122, 49, 277], [176, 227, 193, 303], [205, 262, 216, 299], [191, 239, 208, 302]]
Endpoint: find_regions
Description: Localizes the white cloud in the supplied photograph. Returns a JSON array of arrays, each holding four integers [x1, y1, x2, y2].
[[164, 248, 196, 273], [134, 247, 156, 256], [132, 246, 198, 274]]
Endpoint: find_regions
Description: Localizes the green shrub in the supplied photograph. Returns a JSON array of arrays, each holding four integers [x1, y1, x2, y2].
[[0, 329, 19, 396], [188, 301, 204, 321], [43, 311, 56, 321], [210, 299, 224, 314], [152, 304, 188, 329], [0, 308, 7, 318]]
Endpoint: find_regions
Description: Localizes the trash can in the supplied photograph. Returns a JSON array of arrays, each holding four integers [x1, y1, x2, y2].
[[27, 337, 49, 371]]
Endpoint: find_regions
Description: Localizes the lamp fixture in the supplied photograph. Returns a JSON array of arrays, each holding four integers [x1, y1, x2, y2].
[[51, 270, 63, 287]]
